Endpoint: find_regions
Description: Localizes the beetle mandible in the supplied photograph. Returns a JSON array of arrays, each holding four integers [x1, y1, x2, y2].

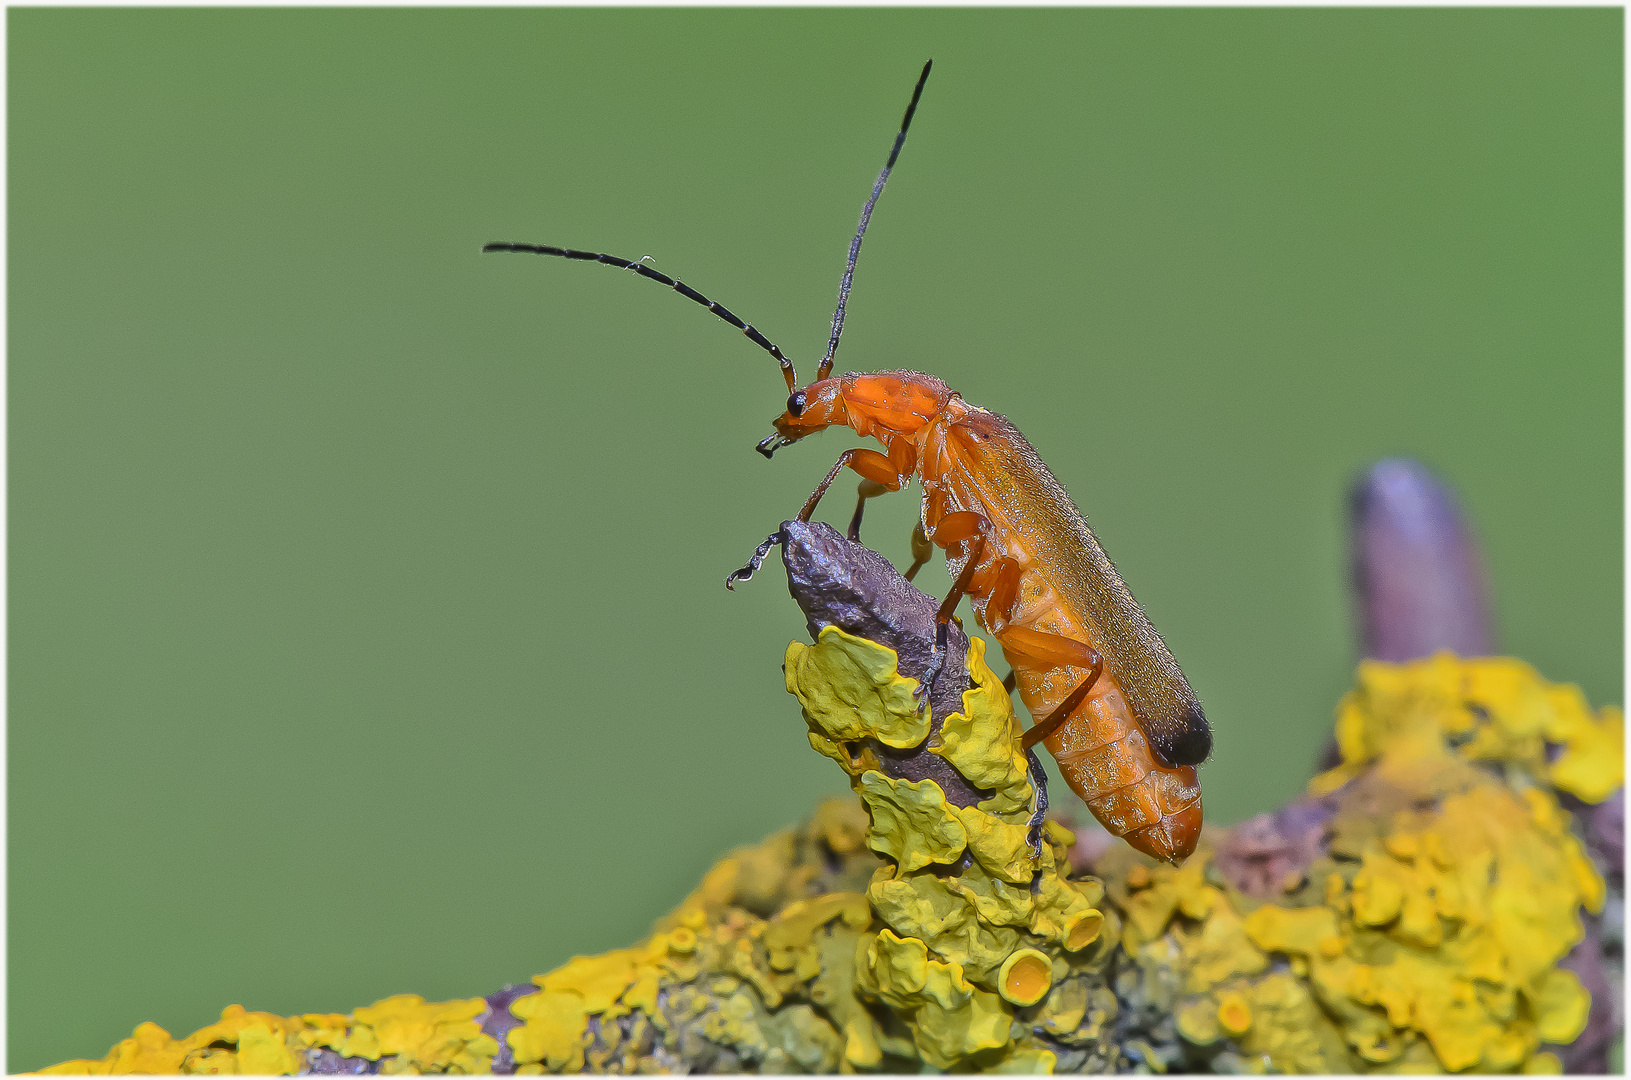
[[485, 61, 1212, 863]]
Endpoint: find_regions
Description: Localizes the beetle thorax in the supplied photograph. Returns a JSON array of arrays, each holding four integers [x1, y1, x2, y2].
[[840, 370, 953, 442]]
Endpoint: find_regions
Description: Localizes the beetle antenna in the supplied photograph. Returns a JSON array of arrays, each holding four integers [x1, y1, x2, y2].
[[482, 242, 798, 394], [817, 59, 932, 382]]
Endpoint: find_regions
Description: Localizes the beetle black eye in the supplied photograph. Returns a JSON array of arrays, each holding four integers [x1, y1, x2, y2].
[[787, 390, 807, 417]]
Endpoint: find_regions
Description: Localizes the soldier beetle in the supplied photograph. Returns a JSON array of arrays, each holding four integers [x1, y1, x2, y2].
[[485, 61, 1211, 863]]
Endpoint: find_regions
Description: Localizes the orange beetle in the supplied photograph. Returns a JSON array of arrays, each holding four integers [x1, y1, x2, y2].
[[486, 62, 1210, 863]]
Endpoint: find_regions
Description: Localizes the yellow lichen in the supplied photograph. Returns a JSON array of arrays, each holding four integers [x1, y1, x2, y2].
[[783, 626, 929, 749], [787, 626, 1112, 1070], [35, 996, 500, 1076], [510, 944, 670, 1072], [1546, 696, 1624, 803], [31, 630, 1614, 1077], [990, 1043, 1059, 1072], [36, 1022, 187, 1075], [855, 770, 969, 873], [998, 948, 1055, 1006], [857, 927, 1012, 1067], [1215, 989, 1252, 1036], [763, 892, 870, 981], [338, 995, 496, 1072], [1099, 653, 1613, 1075], [1063, 909, 1104, 952], [1314, 653, 1624, 804], [929, 637, 1029, 796]]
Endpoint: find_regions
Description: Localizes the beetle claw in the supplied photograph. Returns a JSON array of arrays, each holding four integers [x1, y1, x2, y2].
[[725, 530, 784, 590]]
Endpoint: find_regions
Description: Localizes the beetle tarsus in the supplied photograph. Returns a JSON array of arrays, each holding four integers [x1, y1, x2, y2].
[[725, 530, 784, 590], [1025, 747, 1051, 859], [914, 618, 950, 710]]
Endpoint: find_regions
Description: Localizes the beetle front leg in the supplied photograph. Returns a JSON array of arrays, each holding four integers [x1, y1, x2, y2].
[[724, 529, 785, 590], [798, 446, 903, 523], [829, 438, 919, 541]]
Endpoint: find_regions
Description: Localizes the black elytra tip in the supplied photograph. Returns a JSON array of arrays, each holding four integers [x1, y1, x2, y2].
[[1151, 703, 1213, 767]]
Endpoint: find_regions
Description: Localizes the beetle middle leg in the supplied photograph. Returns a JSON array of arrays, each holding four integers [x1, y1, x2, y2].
[[916, 510, 989, 699], [847, 479, 889, 542], [904, 519, 934, 582]]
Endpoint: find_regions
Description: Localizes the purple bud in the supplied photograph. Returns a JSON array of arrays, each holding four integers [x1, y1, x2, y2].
[[1349, 458, 1495, 662]]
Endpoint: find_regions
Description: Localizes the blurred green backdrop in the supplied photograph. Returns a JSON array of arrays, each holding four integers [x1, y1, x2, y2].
[[9, 8, 1621, 1071]]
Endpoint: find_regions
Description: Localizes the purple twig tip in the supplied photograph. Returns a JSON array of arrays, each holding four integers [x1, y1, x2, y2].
[[1350, 458, 1495, 663]]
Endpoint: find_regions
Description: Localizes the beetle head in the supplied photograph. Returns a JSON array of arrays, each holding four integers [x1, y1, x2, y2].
[[757, 379, 847, 458]]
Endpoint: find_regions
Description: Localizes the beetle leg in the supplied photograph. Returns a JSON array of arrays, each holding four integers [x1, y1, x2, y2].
[[1003, 670, 1017, 694], [980, 557, 1025, 630], [1019, 660, 1103, 750], [724, 529, 784, 590], [847, 440, 917, 541], [847, 480, 889, 542], [990, 624, 1106, 748], [995, 624, 1103, 670], [1024, 746, 1051, 858], [930, 509, 985, 548], [916, 510, 992, 700], [907, 493, 996, 583], [918, 530, 987, 703], [934, 529, 985, 625], [904, 519, 934, 582], [799, 448, 901, 522]]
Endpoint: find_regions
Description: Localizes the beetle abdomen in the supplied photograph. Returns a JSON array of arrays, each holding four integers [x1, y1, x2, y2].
[[945, 408, 1212, 767]]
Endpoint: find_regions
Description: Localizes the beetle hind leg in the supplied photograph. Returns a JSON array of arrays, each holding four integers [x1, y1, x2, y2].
[[992, 624, 1106, 750], [1020, 663, 1103, 750]]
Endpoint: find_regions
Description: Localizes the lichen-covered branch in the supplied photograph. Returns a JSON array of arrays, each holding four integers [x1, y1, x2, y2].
[[34, 472, 1622, 1075], [1093, 652, 1618, 1073]]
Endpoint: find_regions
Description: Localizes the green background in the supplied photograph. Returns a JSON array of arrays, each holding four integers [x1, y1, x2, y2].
[[9, 8, 1621, 1071]]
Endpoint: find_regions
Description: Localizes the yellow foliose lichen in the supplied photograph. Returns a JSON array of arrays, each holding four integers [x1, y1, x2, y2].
[[337, 994, 497, 1073], [784, 626, 929, 749], [855, 770, 969, 873], [1103, 653, 1614, 1075], [30, 621, 1615, 1078], [998, 948, 1055, 1006], [1546, 695, 1624, 803], [35, 994, 501, 1076], [36, 1021, 189, 1076], [929, 636, 1031, 810], [804, 628, 1121, 1071], [1315, 652, 1624, 802]]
